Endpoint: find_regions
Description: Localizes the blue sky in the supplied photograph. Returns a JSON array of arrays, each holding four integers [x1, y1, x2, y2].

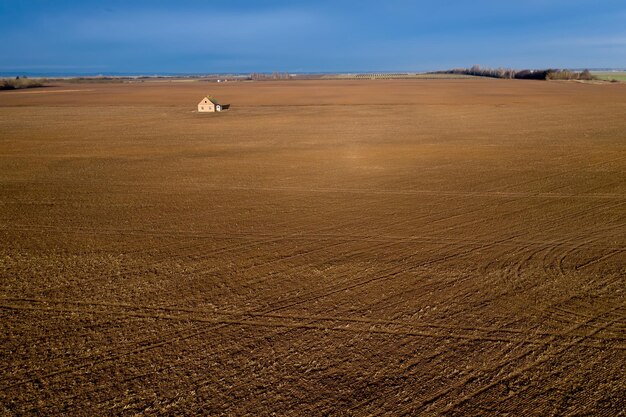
[[1, 0, 625, 74]]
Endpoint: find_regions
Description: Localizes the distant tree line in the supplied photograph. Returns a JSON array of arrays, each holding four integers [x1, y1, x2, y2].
[[249, 72, 292, 81], [431, 65, 594, 81], [0, 76, 45, 90]]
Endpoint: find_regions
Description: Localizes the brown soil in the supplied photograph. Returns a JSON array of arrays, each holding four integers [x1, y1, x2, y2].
[[1, 79, 625, 416]]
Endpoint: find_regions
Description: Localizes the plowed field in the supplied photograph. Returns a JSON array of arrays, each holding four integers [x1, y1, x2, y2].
[[1, 79, 625, 415]]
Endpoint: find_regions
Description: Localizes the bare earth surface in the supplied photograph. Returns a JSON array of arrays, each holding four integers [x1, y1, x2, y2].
[[0, 79, 625, 416]]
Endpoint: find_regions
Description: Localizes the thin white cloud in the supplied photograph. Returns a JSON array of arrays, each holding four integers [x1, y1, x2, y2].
[[546, 35, 626, 47]]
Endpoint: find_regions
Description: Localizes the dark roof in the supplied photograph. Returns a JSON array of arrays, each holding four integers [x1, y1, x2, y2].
[[205, 96, 219, 105]]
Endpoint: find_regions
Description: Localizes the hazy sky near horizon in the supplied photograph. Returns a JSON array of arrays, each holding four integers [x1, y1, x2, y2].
[[1, 0, 625, 74]]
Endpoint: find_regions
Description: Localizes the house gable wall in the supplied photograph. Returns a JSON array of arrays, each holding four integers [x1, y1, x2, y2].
[[198, 100, 216, 112]]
